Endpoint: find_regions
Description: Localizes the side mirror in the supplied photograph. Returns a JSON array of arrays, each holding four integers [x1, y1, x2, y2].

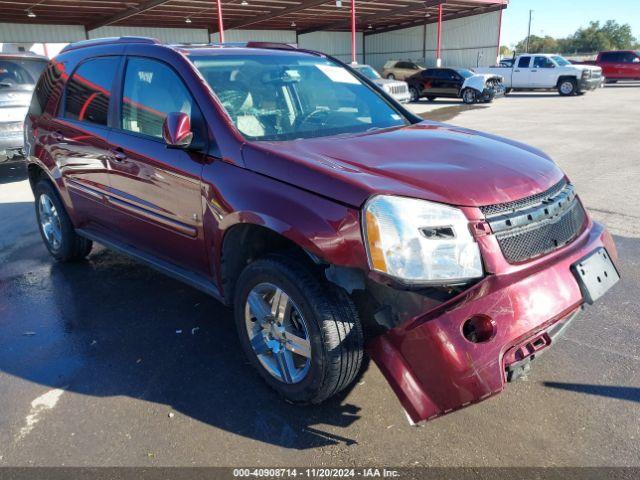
[[162, 112, 193, 148]]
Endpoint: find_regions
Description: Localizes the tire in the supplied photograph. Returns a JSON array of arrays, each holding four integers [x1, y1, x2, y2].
[[234, 254, 364, 404], [558, 78, 577, 96], [426, 95, 436, 102], [34, 179, 93, 262], [386, 73, 395, 80], [462, 88, 477, 104], [504, 88, 513, 95], [408, 86, 420, 102]]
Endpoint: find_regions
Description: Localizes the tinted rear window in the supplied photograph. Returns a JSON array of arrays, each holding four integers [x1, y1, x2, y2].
[[29, 61, 63, 116], [63, 57, 119, 126]]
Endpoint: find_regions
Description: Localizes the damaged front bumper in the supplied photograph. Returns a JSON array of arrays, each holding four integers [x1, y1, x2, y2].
[[366, 220, 618, 424]]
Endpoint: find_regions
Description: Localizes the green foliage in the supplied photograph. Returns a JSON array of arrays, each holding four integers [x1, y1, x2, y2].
[[515, 20, 638, 54], [499, 45, 512, 57]]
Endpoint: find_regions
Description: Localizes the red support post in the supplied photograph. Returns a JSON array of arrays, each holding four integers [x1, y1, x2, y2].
[[436, 2, 443, 67], [351, 0, 357, 64], [496, 4, 503, 63], [217, 0, 225, 43]]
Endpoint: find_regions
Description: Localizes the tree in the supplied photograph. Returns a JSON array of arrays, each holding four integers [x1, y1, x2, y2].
[[499, 45, 512, 57], [513, 20, 638, 54], [515, 35, 559, 54]]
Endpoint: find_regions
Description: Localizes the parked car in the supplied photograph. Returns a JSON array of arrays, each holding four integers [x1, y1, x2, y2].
[[381, 60, 424, 80], [475, 54, 602, 96], [576, 51, 640, 82], [406, 67, 505, 104], [25, 38, 619, 424], [0, 52, 48, 161], [350, 63, 410, 103]]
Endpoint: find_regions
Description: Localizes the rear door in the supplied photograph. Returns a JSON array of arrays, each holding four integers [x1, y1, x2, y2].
[[49, 56, 120, 226], [512, 56, 532, 87], [103, 56, 209, 274]]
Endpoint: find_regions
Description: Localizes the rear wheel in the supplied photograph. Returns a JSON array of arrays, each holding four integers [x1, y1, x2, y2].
[[34, 180, 93, 262], [426, 95, 436, 102], [504, 88, 513, 95], [234, 255, 364, 404], [462, 88, 477, 104], [386, 73, 395, 80], [558, 78, 577, 96], [409, 86, 420, 102]]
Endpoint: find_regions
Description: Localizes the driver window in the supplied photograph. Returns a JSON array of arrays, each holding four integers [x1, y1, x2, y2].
[[121, 58, 194, 139], [533, 56, 554, 68]]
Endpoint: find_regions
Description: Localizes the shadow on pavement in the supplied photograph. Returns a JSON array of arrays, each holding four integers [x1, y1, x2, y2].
[[0, 231, 367, 450], [544, 382, 640, 403]]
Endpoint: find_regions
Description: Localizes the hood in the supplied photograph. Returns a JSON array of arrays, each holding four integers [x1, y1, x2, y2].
[[567, 64, 602, 74], [372, 78, 407, 87], [241, 121, 565, 209]]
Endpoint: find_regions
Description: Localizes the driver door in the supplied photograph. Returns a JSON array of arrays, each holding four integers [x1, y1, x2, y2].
[[103, 56, 209, 274], [531, 56, 557, 87]]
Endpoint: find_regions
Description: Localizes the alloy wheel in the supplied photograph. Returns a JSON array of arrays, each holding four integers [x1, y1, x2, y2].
[[560, 81, 574, 95], [244, 283, 312, 384], [38, 193, 62, 251]]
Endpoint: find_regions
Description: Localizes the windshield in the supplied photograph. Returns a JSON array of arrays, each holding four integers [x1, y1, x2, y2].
[[0, 58, 46, 87], [455, 69, 474, 78], [191, 54, 408, 141], [551, 55, 571, 66], [354, 65, 381, 80]]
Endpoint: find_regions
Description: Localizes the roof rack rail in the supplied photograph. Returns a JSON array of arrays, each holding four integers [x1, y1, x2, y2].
[[60, 36, 160, 54], [245, 41, 297, 51]]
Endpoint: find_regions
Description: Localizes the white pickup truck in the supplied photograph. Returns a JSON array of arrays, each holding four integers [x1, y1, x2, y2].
[[474, 54, 603, 96]]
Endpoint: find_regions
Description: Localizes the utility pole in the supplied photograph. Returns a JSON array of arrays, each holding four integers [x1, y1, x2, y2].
[[525, 9, 533, 53]]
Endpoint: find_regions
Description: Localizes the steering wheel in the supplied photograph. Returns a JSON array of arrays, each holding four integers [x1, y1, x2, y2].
[[295, 109, 331, 129]]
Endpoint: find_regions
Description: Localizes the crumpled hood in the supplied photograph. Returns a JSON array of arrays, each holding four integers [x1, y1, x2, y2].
[[242, 121, 565, 209]]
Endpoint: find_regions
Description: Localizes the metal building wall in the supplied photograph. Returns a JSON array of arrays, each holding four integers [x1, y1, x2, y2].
[[88, 26, 209, 43], [211, 29, 297, 44], [0, 23, 86, 42], [297, 31, 364, 64], [365, 11, 501, 72]]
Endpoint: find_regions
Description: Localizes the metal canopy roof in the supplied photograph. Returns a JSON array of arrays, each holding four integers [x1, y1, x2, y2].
[[0, 0, 507, 36]]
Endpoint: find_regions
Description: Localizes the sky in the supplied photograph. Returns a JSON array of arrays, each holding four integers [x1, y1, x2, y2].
[[501, 0, 640, 47]]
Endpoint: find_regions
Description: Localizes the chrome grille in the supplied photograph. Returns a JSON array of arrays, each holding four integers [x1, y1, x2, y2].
[[480, 179, 567, 217], [481, 181, 587, 263]]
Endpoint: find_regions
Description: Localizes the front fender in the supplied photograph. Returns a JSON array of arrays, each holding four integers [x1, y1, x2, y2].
[[201, 160, 369, 285]]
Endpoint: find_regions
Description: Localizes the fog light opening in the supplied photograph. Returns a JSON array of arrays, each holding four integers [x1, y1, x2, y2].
[[462, 315, 496, 343]]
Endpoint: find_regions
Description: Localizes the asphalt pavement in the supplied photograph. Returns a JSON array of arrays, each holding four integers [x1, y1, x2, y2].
[[0, 84, 638, 467]]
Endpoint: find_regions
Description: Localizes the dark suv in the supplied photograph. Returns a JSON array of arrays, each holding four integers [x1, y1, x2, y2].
[[25, 37, 619, 424]]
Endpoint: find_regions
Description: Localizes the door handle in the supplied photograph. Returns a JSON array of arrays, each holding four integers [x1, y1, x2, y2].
[[110, 148, 127, 162], [514, 69, 520, 72], [531, 69, 538, 72]]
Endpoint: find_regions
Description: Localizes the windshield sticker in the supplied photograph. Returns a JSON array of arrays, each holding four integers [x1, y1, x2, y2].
[[315, 65, 359, 84]]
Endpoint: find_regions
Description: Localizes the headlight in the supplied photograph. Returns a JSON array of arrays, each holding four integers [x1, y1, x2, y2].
[[363, 195, 483, 284]]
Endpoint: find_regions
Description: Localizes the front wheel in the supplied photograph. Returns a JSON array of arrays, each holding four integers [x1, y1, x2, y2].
[[234, 255, 364, 404], [34, 180, 93, 262], [386, 73, 395, 80], [462, 88, 478, 104], [558, 78, 577, 96], [409, 86, 420, 102]]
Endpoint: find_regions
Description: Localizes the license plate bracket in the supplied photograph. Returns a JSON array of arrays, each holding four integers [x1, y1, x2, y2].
[[571, 248, 619, 304]]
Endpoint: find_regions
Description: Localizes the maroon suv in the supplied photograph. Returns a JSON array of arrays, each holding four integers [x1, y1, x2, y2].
[[25, 37, 620, 423]]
